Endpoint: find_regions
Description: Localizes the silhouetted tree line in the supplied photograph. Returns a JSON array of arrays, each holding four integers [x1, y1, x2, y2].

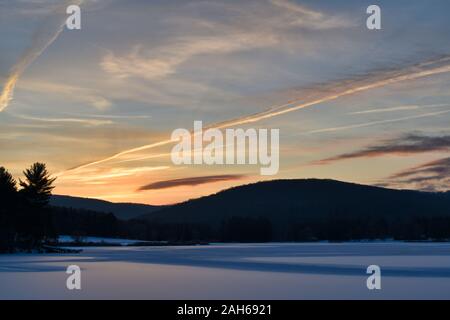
[[114, 214, 450, 243], [285, 213, 450, 242], [3, 165, 450, 253], [51, 207, 119, 239], [0, 163, 56, 252], [220, 216, 272, 242], [49, 212, 274, 243], [51, 209, 213, 242], [118, 220, 213, 242], [47, 211, 450, 244]]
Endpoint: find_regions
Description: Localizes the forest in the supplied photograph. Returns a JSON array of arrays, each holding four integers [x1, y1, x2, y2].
[[1, 165, 450, 253]]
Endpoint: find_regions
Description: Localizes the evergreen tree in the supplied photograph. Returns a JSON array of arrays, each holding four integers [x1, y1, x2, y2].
[[0, 167, 18, 252], [19, 163, 56, 208], [0, 167, 17, 195], [19, 163, 57, 249]]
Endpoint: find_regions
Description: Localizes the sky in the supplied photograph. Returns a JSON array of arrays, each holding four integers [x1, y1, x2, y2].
[[0, 0, 449, 205]]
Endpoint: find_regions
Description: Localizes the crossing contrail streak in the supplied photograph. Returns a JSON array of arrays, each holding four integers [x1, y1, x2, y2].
[[307, 109, 450, 134], [60, 55, 450, 175], [0, 0, 84, 112]]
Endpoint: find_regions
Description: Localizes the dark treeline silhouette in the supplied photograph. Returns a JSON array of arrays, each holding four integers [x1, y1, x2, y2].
[[50, 212, 450, 243], [284, 214, 450, 242], [50, 211, 272, 243], [2, 172, 450, 252], [51, 207, 119, 239], [139, 179, 450, 242], [220, 216, 272, 242], [0, 163, 56, 252], [50, 195, 161, 220]]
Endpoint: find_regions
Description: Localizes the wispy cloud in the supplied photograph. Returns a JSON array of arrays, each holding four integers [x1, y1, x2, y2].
[[269, 0, 353, 29], [308, 109, 450, 134], [18, 79, 112, 110], [349, 104, 448, 115], [391, 157, 450, 180], [67, 114, 150, 120], [2, 0, 77, 16], [101, 0, 352, 81], [381, 157, 450, 192], [0, 0, 85, 112], [58, 166, 170, 181], [350, 105, 419, 115], [315, 133, 450, 165], [60, 55, 450, 175], [14, 115, 113, 126], [101, 36, 279, 80], [138, 174, 247, 191]]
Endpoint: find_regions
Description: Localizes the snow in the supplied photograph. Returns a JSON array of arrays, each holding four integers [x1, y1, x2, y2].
[[1, 242, 450, 299], [58, 235, 142, 246]]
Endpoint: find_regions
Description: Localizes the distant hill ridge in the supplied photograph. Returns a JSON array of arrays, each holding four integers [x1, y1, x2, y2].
[[138, 179, 450, 224], [50, 179, 450, 241], [50, 195, 161, 220]]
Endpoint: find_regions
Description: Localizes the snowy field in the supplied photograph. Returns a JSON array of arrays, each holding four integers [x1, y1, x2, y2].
[[57, 235, 146, 246], [1, 242, 450, 300]]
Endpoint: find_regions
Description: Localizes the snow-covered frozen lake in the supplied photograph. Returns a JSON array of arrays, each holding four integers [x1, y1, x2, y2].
[[1, 242, 450, 299]]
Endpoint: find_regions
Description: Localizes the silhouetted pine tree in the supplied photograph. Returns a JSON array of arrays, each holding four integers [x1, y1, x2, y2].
[[20, 163, 56, 208], [18, 163, 57, 249], [0, 167, 18, 252]]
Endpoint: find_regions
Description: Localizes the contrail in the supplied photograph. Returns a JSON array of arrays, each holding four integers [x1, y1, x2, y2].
[[214, 56, 450, 127], [349, 103, 448, 115], [60, 55, 450, 175], [0, 0, 84, 112], [307, 109, 450, 134]]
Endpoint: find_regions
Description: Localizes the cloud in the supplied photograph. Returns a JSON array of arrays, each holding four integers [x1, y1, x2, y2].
[[269, 0, 353, 30], [393, 157, 450, 179], [270, 0, 324, 18], [315, 133, 450, 165], [308, 109, 450, 134], [15, 115, 113, 126], [61, 55, 450, 175], [381, 157, 450, 192], [349, 104, 448, 115], [58, 166, 170, 181], [350, 105, 420, 115], [64, 113, 150, 120], [1, 1, 66, 16], [0, 0, 85, 112], [18, 79, 112, 110], [101, 0, 352, 81], [138, 174, 247, 191], [101, 36, 279, 80]]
